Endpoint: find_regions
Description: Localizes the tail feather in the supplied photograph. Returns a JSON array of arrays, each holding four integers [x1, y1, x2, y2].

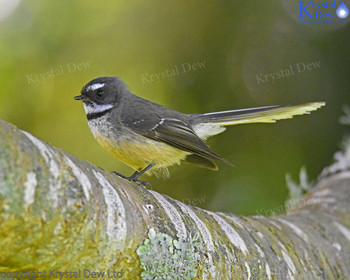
[[191, 102, 325, 140], [195, 102, 325, 126]]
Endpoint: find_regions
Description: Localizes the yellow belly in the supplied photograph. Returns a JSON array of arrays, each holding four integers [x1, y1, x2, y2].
[[93, 132, 189, 177]]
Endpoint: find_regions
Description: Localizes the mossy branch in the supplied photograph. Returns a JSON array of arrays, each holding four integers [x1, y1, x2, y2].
[[0, 119, 349, 279]]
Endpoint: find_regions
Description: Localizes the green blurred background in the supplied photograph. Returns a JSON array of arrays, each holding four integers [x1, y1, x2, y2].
[[0, 0, 349, 215]]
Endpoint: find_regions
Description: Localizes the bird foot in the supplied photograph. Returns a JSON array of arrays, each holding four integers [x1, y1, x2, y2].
[[112, 171, 152, 190]]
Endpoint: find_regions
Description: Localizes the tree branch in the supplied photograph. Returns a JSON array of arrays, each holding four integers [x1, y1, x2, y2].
[[0, 119, 349, 279]]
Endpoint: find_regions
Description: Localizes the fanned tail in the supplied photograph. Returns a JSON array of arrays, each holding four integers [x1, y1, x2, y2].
[[194, 102, 325, 126], [191, 102, 325, 140]]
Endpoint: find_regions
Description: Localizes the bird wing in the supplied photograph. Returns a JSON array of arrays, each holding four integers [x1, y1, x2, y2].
[[125, 116, 231, 167]]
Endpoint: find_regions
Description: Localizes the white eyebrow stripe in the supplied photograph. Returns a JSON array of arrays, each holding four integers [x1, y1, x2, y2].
[[86, 83, 105, 91]]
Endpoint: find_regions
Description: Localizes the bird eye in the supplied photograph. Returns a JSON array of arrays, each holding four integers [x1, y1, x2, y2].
[[96, 90, 104, 97]]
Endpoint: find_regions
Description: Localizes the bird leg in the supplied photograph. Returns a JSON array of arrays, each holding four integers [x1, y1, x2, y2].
[[112, 163, 154, 189]]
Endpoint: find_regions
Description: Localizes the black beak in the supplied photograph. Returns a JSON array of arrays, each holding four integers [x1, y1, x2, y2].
[[74, 95, 85, 101]]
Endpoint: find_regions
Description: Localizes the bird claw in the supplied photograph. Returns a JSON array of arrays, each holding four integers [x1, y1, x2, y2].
[[112, 171, 152, 190], [111, 171, 128, 180], [133, 179, 152, 190]]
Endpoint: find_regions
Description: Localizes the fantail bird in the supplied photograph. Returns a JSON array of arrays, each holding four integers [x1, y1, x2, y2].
[[74, 76, 325, 187]]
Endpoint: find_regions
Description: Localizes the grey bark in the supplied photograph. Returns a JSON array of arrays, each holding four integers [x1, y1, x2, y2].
[[0, 118, 349, 279]]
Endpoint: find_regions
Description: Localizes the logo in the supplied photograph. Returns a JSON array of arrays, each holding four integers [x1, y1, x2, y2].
[[298, 0, 349, 24], [336, 1, 350, 17]]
